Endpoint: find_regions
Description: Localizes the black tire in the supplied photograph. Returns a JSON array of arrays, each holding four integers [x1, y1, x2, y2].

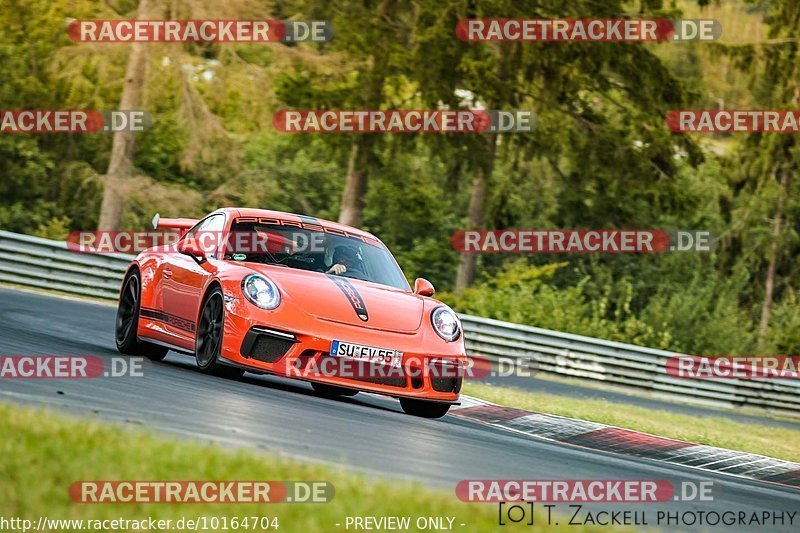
[[399, 398, 451, 419], [115, 271, 169, 361], [195, 287, 245, 378], [311, 382, 359, 397]]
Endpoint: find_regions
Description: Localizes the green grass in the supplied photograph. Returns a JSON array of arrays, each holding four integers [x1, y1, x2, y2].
[[0, 402, 623, 533], [464, 382, 800, 463]]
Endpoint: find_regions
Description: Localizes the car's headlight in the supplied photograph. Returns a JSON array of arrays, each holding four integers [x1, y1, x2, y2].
[[431, 306, 461, 342], [242, 274, 281, 310]]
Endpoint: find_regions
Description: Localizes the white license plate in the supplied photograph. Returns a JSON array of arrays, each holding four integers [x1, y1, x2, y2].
[[330, 340, 403, 368]]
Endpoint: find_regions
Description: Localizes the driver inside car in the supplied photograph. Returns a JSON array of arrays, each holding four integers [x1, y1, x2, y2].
[[326, 245, 364, 276]]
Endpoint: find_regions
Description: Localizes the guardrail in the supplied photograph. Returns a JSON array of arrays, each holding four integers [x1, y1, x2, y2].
[[461, 315, 800, 415], [1, 230, 798, 416], [0, 230, 133, 300]]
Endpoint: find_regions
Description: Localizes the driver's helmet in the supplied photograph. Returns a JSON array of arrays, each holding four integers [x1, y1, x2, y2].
[[332, 245, 362, 270]]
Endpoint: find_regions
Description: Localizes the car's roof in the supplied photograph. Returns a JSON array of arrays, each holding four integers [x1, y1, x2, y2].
[[218, 207, 379, 241]]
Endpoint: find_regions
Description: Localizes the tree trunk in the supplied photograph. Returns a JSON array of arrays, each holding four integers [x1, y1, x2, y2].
[[455, 133, 499, 292], [758, 164, 792, 345], [336, 0, 391, 228], [97, 0, 152, 230], [338, 135, 373, 227]]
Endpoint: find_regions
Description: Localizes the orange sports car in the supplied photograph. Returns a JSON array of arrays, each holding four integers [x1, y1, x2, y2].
[[115, 208, 466, 417]]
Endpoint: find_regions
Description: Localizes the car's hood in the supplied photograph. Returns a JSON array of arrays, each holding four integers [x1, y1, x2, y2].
[[250, 266, 423, 333]]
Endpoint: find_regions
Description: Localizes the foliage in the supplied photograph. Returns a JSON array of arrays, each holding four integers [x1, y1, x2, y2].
[[443, 260, 675, 349]]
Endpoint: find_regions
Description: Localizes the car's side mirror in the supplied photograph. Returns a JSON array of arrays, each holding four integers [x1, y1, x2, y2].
[[179, 238, 207, 263], [414, 278, 435, 296]]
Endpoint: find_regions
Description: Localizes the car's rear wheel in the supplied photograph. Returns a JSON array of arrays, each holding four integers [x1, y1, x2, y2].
[[195, 287, 245, 378], [311, 382, 359, 397], [399, 398, 451, 418], [115, 271, 169, 361]]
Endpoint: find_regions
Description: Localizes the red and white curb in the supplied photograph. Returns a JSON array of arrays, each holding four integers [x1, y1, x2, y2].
[[451, 396, 800, 489]]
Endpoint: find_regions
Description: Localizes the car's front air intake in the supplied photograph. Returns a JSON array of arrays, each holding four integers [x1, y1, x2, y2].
[[241, 327, 297, 363]]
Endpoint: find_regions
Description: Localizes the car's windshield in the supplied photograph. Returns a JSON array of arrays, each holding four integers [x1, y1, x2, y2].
[[224, 220, 410, 291]]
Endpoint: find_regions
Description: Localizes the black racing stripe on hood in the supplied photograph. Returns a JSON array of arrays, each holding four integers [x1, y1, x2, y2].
[[326, 274, 369, 322]]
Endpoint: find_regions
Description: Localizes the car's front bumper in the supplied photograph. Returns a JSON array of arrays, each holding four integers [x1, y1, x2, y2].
[[219, 298, 465, 402]]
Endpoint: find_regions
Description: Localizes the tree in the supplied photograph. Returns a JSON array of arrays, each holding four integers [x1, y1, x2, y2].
[[407, 0, 693, 290], [98, 0, 156, 230], [759, 162, 792, 342], [722, 0, 800, 348], [277, 0, 414, 227]]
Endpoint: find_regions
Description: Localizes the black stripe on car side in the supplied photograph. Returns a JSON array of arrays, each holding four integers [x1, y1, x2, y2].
[[140, 308, 197, 333], [326, 275, 369, 322]]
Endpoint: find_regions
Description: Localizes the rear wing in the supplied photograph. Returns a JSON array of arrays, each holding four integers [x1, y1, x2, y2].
[[151, 213, 198, 236]]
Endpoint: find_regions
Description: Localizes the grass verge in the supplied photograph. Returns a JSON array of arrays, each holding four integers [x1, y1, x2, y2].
[[463, 382, 800, 463], [0, 402, 619, 533]]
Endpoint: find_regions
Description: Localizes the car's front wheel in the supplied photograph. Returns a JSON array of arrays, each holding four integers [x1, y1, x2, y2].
[[399, 398, 451, 418], [115, 270, 169, 361], [195, 287, 245, 378]]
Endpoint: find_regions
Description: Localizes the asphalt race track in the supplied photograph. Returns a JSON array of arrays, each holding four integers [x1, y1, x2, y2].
[[1, 286, 798, 531]]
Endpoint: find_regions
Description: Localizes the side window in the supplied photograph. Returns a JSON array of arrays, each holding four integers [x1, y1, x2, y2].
[[203, 215, 226, 258], [183, 214, 226, 258]]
